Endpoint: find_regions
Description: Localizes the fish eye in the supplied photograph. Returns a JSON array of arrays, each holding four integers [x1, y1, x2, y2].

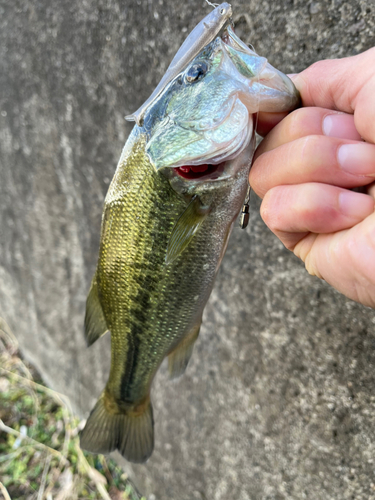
[[185, 62, 209, 83]]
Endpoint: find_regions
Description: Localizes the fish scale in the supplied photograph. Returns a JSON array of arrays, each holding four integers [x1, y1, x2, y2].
[[99, 133, 225, 403]]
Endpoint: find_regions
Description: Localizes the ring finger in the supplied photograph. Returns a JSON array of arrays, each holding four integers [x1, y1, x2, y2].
[[261, 183, 375, 250]]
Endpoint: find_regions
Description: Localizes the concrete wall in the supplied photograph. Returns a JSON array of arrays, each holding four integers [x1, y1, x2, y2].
[[1, 0, 375, 498]]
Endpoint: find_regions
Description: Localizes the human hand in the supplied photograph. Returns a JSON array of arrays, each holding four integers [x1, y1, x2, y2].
[[250, 48, 375, 307]]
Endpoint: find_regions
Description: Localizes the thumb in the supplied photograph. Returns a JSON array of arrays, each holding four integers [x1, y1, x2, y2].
[[291, 47, 375, 143]]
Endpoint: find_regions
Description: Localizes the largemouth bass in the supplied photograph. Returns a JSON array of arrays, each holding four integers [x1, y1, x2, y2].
[[80, 3, 300, 463]]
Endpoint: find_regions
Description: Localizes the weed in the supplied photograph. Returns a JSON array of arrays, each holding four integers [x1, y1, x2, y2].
[[0, 318, 146, 500]]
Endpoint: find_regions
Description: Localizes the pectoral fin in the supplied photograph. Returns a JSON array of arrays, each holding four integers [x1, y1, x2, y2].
[[168, 323, 201, 379], [166, 196, 211, 265], [84, 274, 109, 347]]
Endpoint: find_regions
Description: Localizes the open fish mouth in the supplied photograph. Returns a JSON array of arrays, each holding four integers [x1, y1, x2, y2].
[[174, 162, 224, 180]]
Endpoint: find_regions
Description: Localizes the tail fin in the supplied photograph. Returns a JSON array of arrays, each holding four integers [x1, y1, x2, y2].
[[80, 394, 154, 463]]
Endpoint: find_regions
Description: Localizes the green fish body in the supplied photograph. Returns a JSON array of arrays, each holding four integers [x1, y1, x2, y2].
[[80, 3, 300, 463]]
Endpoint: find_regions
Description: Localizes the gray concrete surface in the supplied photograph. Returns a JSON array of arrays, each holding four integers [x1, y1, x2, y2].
[[1, 0, 375, 498]]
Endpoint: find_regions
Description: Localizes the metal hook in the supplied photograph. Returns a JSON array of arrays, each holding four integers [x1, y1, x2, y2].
[[239, 184, 251, 229]]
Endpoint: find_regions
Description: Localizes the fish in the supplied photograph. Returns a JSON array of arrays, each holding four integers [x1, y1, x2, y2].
[[80, 3, 300, 463]]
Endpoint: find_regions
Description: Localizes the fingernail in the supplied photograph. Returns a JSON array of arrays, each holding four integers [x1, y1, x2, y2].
[[338, 143, 375, 176], [339, 190, 374, 217], [323, 114, 362, 140]]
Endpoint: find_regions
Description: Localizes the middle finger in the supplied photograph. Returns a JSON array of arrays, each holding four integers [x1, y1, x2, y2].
[[251, 135, 375, 199]]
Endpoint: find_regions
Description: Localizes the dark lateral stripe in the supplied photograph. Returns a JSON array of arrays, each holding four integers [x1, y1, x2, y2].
[[119, 325, 141, 403], [119, 284, 154, 402], [118, 165, 173, 403]]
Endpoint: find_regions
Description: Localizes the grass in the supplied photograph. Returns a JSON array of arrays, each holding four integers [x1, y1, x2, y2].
[[0, 318, 146, 500]]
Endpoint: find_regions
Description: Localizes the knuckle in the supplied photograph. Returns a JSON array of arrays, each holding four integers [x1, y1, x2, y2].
[[249, 161, 263, 197], [284, 108, 309, 139], [304, 59, 334, 81], [298, 134, 320, 160], [260, 196, 273, 227], [307, 60, 326, 74], [284, 239, 298, 252], [260, 188, 280, 230]]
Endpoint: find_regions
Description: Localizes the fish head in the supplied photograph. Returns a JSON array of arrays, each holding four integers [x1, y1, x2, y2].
[[142, 25, 300, 195]]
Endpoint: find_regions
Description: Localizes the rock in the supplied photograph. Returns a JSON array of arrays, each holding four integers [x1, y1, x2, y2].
[[1, 0, 375, 499], [309, 2, 322, 15]]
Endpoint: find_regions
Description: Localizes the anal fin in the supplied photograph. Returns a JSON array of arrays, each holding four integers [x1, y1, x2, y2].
[[84, 274, 109, 347], [168, 323, 200, 379]]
